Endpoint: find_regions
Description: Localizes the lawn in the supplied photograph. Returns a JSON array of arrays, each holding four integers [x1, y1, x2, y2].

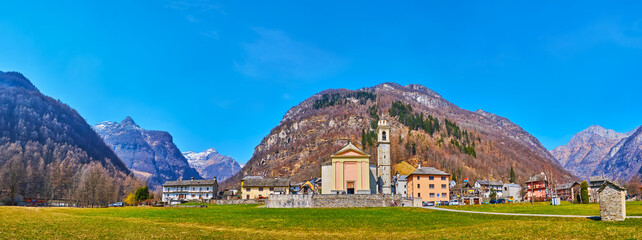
[[442, 201, 642, 216], [0, 204, 640, 239]]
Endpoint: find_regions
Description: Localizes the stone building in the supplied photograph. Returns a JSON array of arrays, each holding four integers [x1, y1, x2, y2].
[[376, 119, 392, 194], [597, 180, 626, 221], [502, 183, 522, 201]]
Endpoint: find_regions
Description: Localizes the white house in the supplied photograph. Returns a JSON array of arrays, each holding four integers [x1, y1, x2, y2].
[[474, 180, 504, 198], [394, 174, 408, 198], [162, 177, 218, 204]]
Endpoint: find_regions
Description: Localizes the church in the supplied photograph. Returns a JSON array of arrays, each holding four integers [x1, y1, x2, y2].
[[321, 119, 392, 194]]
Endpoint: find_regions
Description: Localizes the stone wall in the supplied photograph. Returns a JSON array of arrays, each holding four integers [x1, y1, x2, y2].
[[599, 186, 626, 221], [211, 199, 265, 205], [266, 194, 407, 208]]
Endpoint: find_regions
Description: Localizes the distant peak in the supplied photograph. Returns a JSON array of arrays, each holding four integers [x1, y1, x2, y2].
[[0, 71, 38, 91], [120, 116, 139, 128]]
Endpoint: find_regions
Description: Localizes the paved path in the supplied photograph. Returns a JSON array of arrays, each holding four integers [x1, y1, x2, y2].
[[424, 206, 642, 219]]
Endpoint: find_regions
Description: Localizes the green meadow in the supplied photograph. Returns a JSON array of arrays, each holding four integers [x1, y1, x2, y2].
[[0, 204, 640, 239]]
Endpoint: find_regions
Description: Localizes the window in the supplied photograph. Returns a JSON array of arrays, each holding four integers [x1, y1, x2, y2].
[[417, 184, 421, 189], [441, 176, 446, 180], [269, 187, 274, 191], [259, 187, 264, 191], [429, 176, 434, 180], [382, 131, 387, 141], [429, 184, 434, 189], [443, 193, 448, 198], [429, 193, 435, 197], [417, 176, 420, 180], [200, 187, 202, 191], [246, 188, 250, 191], [207, 187, 209, 191], [441, 184, 446, 189]]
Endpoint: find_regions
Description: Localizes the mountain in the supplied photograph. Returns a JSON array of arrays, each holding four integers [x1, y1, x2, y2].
[[183, 148, 242, 181], [551, 125, 641, 181], [225, 83, 573, 187], [0, 71, 130, 201], [93, 117, 201, 187]]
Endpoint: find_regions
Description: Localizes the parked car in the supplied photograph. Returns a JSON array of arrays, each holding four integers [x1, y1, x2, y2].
[[109, 202, 123, 207], [440, 201, 450, 206], [490, 199, 498, 204], [422, 201, 435, 207], [497, 199, 506, 204], [449, 199, 459, 205]]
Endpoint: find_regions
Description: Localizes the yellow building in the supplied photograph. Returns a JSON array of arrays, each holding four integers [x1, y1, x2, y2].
[[241, 178, 291, 199], [407, 164, 450, 203], [321, 142, 377, 194]]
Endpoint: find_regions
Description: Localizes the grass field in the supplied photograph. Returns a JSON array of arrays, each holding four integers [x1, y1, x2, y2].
[[0, 204, 640, 239], [442, 201, 642, 216]]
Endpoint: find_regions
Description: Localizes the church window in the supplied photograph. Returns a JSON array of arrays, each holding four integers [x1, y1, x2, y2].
[[382, 131, 387, 141]]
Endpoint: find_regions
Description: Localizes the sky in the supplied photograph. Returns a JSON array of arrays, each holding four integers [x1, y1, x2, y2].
[[1, 1, 641, 164]]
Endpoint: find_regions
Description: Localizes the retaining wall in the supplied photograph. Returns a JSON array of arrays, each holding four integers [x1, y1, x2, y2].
[[211, 199, 265, 205], [266, 194, 407, 208]]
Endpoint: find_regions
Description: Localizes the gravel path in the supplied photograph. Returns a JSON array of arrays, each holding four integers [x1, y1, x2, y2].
[[424, 206, 642, 219]]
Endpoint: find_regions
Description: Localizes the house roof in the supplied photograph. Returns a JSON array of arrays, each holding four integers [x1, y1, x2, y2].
[[331, 142, 370, 157], [396, 175, 408, 181], [408, 167, 449, 176], [589, 175, 608, 182], [243, 178, 291, 187], [503, 183, 521, 188], [557, 182, 580, 190], [242, 176, 264, 180], [525, 173, 547, 183], [476, 180, 503, 186], [597, 180, 626, 193], [163, 179, 218, 187]]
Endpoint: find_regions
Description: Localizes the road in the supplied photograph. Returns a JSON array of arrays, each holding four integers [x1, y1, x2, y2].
[[423, 206, 642, 219]]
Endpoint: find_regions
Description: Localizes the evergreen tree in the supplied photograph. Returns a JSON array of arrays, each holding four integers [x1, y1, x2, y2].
[[135, 186, 150, 205], [509, 167, 516, 183], [361, 129, 366, 149], [580, 181, 589, 204]]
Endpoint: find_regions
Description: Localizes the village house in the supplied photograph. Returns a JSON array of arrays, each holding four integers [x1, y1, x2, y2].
[[589, 175, 608, 203], [406, 164, 450, 203], [241, 178, 291, 199], [474, 180, 504, 198], [394, 174, 408, 198], [502, 183, 522, 201], [556, 181, 580, 202], [525, 173, 548, 202], [162, 177, 219, 204]]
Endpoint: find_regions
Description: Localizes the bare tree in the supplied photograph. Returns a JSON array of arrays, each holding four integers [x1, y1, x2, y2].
[[1, 155, 25, 205]]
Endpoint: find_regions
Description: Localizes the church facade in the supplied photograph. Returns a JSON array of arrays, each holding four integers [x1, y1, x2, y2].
[[321, 119, 392, 194]]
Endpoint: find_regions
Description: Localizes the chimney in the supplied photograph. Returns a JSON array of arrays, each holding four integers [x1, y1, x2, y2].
[[213, 177, 217, 181], [418, 162, 422, 169], [191, 177, 194, 181]]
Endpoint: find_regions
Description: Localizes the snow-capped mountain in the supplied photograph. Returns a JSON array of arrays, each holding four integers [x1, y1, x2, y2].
[[183, 148, 241, 182]]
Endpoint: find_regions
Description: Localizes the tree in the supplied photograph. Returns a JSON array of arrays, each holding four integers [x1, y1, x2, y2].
[[580, 181, 589, 204], [625, 175, 641, 197], [361, 129, 366, 150], [135, 186, 150, 205], [489, 188, 497, 200], [124, 193, 136, 206], [0, 154, 25, 206], [509, 167, 516, 183]]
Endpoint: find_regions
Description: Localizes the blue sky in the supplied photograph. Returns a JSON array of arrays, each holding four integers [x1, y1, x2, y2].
[[1, 1, 641, 164]]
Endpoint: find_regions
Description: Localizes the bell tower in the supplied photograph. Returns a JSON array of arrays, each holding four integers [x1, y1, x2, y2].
[[376, 118, 392, 194]]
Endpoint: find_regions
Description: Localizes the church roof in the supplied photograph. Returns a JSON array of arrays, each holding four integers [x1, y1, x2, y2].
[[331, 142, 370, 157]]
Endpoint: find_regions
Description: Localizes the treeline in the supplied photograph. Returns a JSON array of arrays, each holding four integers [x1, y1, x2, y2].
[[361, 105, 379, 149], [388, 101, 478, 158], [388, 101, 440, 135], [313, 91, 376, 109], [0, 140, 144, 207]]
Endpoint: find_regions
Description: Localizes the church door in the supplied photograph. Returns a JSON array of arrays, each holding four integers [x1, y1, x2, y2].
[[347, 182, 355, 194]]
